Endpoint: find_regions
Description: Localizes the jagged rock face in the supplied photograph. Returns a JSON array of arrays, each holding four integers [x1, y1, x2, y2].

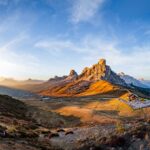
[[79, 59, 126, 86], [79, 59, 106, 81], [69, 69, 78, 77], [66, 69, 78, 81], [104, 66, 126, 86]]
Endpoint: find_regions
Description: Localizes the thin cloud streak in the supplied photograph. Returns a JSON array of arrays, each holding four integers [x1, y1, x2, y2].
[[71, 0, 105, 23], [35, 36, 150, 79]]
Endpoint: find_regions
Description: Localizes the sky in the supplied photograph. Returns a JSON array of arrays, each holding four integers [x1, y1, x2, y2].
[[0, 0, 150, 80]]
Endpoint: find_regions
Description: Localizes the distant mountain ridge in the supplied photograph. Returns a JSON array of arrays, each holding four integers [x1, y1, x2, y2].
[[140, 79, 150, 88], [0, 59, 149, 97], [118, 72, 150, 88], [0, 78, 44, 87]]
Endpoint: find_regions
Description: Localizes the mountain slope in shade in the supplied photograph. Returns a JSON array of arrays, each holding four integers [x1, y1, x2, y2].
[[0, 86, 40, 100], [39, 59, 126, 97], [119, 72, 149, 88], [140, 79, 150, 88]]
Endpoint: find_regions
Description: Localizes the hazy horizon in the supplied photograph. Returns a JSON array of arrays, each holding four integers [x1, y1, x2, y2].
[[0, 58, 149, 81], [0, 0, 150, 80]]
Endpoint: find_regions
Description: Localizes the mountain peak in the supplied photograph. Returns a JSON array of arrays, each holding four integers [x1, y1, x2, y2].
[[79, 58, 107, 81], [79, 58, 126, 86], [69, 69, 78, 77], [98, 58, 106, 66], [65, 69, 78, 81]]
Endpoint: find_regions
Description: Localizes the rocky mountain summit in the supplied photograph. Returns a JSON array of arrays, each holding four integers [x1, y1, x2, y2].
[[69, 69, 78, 77], [79, 59, 126, 86]]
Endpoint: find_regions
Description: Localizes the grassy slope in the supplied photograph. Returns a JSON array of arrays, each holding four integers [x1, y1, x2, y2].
[[40, 80, 127, 97], [77, 81, 119, 96]]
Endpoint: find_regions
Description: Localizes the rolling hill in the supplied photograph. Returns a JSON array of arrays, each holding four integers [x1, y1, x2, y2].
[[0, 86, 40, 100]]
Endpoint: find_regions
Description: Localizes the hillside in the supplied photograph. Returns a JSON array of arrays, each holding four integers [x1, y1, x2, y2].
[[0, 85, 40, 100], [1, 92, 150, 150], [39, 59, 127, 97], [140, 79, 150, 88], [119, 72, 149, 88], [40, 80, 126, 97]]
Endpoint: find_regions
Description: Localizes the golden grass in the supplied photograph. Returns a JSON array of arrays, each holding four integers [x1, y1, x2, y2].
[[40, 80, 121, 97], [78, 81, 118, 96], [55, 105, 117, 124], [54, 95, 150, 125], [84, 97, 147, 117]]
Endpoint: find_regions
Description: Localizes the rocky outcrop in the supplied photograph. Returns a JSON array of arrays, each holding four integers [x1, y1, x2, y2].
[[65, 69, 78, 81], [79, 59, 126, 86], [79, 59, 106, 81], [69, 69, 78, 77]]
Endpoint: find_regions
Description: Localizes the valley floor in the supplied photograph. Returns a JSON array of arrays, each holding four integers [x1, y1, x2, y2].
[[1, 95, 150, 150]]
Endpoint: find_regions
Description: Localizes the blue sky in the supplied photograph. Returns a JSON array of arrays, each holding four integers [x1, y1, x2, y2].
[[0, 0, 150, 80]]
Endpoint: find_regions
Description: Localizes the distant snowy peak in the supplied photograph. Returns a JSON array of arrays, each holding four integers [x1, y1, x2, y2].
[[118, 72, 149, 88]]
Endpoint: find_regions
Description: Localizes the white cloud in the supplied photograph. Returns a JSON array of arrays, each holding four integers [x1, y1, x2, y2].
[[35, 36, 150, 79], [0, 50, 39, 79], [71, 0, 105, 23], [35, 40, 76, 56], [0, 34, 27, 52], [0, 9, 42, 79], [0, 34, 40, 79]]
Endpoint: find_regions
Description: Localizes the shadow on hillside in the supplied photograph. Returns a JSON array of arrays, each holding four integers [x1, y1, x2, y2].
[[26, 105, 81, 128]]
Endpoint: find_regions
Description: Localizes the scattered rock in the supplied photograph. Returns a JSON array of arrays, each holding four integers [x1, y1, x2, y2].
[[65, 131, 74, 135], [48, 132, 59, 138], [57, 129, 65, 132]]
